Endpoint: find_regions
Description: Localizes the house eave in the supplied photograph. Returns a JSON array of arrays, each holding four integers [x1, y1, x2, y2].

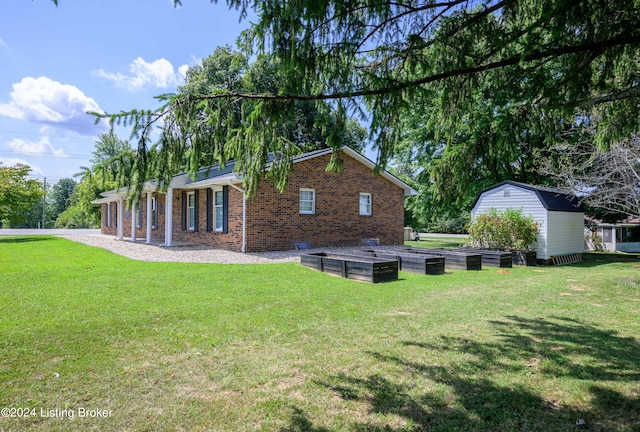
[[179, 173, 243, 189]]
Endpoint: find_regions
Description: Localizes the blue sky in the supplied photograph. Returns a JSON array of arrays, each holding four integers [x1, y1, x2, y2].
[[0, 0, 254, 185]]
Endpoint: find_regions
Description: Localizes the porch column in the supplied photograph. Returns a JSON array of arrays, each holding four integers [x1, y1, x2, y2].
[[146, 192, 153, 244], [165, 188, 173, 247], [612, 227, 617, 252], [130, 200, 137, 242], [117, 197, 124, 240]]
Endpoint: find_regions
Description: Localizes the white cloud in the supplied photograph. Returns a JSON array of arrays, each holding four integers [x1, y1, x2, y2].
[[7, 137, 67, 158], [0, 77, 107, 136], [0, 38, 7, 49], [0, 157, 44, 176], [95, 57, 189, 91]]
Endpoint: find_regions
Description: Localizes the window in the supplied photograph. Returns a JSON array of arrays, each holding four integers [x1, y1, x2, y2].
[[106, 203, 112, 227], [300, 189, 315, 214], [214, 189, 224, 231], [151, 197, 158, 229], [359, 193, 372, 216], [187, 192, 196, 230]]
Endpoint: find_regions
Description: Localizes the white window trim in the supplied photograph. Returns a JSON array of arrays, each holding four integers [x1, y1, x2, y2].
[[186, 191, 196, 231], [360, 193, 372, 216], [299, 188, 316, 214], [213, 188, 224, 232]]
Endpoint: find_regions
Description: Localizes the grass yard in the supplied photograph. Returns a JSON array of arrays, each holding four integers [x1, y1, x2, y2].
[[1, 236, 639, 431], [405, 236, 467, 249]]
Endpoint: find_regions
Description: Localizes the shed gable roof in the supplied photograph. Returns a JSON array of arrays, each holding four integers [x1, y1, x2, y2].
[[473, 180, 584, 212]]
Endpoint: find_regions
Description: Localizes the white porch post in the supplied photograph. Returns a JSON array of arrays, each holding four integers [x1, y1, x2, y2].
[[117, 197, 124, 240], [612, 227, 617, 252], [146, 192, 153, 244], [165, 188, 173, 247], [130, 200, 137, 242]]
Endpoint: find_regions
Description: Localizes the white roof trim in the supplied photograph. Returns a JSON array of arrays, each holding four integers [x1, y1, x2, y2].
[[337, 147, 417, 196], [179, 173, 243, 189], [91, 196, 120, 204]]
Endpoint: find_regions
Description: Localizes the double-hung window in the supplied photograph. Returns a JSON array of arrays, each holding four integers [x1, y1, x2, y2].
[[359, 193, 372, 216], [151, 196, 158, 229], [187, 192, 196, 230], [214, 189, 224, 231], [299, 189, 315, 214], [106, 202, 112, 227]]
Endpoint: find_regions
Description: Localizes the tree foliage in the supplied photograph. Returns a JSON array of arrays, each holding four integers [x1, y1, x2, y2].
[[0, 163, 44, 226], [92, 0, 640, 199], [49, 178, 76, 218], [55, 132, 132, 228], [541, 131, 640, 218]]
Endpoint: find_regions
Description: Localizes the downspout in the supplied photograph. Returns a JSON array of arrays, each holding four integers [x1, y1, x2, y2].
[[228, 181, 246, 253]]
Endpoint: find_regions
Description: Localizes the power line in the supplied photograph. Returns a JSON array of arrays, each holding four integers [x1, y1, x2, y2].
[[0, 127, 99, 141]]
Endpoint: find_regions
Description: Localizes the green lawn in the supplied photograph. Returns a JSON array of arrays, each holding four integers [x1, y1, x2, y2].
[[1, 236, 639, 431]]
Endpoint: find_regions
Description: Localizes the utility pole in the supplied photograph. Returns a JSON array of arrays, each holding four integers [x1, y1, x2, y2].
[[42, 177, 46, 229]]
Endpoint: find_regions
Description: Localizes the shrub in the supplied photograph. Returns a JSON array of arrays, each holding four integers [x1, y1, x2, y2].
[[467, 208, 539, 251], [427, 213, 471, 234]]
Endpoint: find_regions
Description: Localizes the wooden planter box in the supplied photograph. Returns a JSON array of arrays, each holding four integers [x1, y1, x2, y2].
[[300, 252, 398, 283], [512, 251, 537, 266], [367, 249, 445, 275], [408, 247, 482, 270], [459, 248, 513, 268]]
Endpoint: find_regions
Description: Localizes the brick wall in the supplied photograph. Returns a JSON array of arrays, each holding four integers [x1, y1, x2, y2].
[[171, 187, 244, 251], [98, 152, 406, 252], [100, 194, 165, 241], [244, 152, 405, 252], [100, 202, 118, 236]]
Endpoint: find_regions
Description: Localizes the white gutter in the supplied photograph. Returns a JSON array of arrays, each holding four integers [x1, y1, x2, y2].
[[228, 181, 247, 253]]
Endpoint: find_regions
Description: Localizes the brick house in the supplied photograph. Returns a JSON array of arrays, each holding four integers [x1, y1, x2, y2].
[[92, 146, 416, 252]]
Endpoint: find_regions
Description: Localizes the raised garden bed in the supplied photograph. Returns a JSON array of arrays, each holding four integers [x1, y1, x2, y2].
[[366, 249, 445, 275], [407, 247, 482, 270], [459, 248, 513, 268], [300, 252, 398, 283], [512, 250, 537, 266]]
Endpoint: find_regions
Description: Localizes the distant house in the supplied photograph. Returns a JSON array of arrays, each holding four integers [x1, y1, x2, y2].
[[586, 216, 640, 253], [471, 181, 585, 262], [92, 146, 417, 252]]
